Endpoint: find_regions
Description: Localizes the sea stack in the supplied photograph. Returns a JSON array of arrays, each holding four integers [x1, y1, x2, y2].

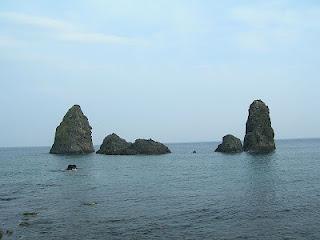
[[96, 134, 171, 155], [215, 135, 243, 153], [96, 133, 131, 155], [129, 139, 171, 155], [50, 105, 94, 154], [243, 100, 276, 153]]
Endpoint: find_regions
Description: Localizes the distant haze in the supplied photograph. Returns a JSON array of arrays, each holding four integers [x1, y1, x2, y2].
[[0, 0, 319, 147]]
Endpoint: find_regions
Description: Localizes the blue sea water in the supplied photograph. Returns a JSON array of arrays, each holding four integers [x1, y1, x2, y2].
[[1, 139, 320, 240]]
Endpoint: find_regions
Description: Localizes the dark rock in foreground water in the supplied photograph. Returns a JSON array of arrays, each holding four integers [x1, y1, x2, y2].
[[215, 134, 243, 153], [97, 135, 171, 155], [96, 133, 131, 155], [50, 105, 94, 154], [66, 165, 77, 170], [243, 100, 276, 153]]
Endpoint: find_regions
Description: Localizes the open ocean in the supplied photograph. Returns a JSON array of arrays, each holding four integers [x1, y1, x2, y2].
[[1, 139, 320, 240]]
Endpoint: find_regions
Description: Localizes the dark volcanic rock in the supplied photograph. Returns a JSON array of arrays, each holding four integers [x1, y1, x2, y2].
[[50, 105, 94, 154], [66, 165, 77, 170], [96, 135, 171, 155], [243, 100, 276, 153], [128, 139, 171, 155], [215, 135, 243, 153], [96, 133, 131, 155]]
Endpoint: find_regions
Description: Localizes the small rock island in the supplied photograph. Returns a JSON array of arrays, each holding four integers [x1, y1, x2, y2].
[[96, 133, 130, 155], [96, 133, 171, 155], [50, 105, 94, 154], [215, 134, 243, 153], [66, 164, 77, 171], [243, 100, 276, 153]]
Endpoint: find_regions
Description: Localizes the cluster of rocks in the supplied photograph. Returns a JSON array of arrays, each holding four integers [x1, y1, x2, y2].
[[50, 99, 275, 156], [96, 133, 171, 155], [50, 105, 171, 155], [215, 100, 275, 154]]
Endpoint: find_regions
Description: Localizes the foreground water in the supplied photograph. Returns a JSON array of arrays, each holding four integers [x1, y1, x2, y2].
[[1, 139, 320, 240]]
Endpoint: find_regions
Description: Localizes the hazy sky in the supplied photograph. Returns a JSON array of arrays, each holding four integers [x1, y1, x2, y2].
[[1, 0, 320, 147]]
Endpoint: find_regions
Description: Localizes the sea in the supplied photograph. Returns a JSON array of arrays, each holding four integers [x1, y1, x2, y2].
[[1, 139, 320, 240]]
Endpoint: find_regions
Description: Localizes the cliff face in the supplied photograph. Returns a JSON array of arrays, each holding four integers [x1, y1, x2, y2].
[[96, 134, 171, 155], [215, 135, 243, 153], [243, 100, 276, 153], [50, 105, 94, 154]]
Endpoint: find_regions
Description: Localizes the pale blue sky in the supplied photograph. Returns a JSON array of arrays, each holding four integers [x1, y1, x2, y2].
[[0, 0, 320, 147]]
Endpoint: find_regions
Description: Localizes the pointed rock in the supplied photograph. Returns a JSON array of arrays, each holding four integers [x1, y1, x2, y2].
[[50, 105, 94, 154], [96, 133, 131, 155], [243, 100, 276, 153], [215, 134, 243, 153]]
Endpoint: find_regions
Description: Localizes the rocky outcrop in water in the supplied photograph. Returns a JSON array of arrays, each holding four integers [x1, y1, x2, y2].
[[66, 165, 77, 170], [215, 134, 243, 153], [96, 134, 171, 155], [96, 133, 131, 155], [129, 139, 171, 155], [50, 105, 94, 154], [243, 100, 276, 153]]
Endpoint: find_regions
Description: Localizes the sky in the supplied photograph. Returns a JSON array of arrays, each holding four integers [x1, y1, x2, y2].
[[0, 0, 320, 147]]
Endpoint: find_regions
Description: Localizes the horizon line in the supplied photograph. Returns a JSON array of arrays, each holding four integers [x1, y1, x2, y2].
[[1, 137, 320, 149]]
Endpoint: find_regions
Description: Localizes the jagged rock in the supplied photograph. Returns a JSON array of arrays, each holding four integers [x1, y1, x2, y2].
[[243, 100, 276, 153], [215, 135, 243, 153], [128, 139, 171, 155], [96, 135, 171, 155], [50, 105, 94, 154], [96, 133, 131, 155], [66, 165, 77, 170]]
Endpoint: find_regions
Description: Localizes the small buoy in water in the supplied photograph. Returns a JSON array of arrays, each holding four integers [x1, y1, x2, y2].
[[66, 165, 77, 171], [193, 150, 197, 154]]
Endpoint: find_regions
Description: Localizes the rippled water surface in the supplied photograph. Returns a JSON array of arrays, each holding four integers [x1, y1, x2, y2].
[[1, 139, 320, 239]]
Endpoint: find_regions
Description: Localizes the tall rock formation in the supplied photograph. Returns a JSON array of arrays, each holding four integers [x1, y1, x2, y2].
[[243, 100, 276, 153], [215, 134, 243, 153], [50, 105, 94, 154]]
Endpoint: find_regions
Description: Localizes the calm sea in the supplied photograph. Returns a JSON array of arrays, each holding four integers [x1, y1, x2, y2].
[[1, 139, 320, 240]]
